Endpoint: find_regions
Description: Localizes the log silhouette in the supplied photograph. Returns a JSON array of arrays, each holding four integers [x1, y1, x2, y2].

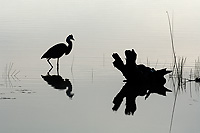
[[112, 49, 172, 115]]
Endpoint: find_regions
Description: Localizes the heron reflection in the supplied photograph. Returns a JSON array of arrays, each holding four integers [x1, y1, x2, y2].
[[41, 74, 74, 99]]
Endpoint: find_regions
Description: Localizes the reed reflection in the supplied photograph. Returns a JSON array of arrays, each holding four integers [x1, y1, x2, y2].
[[41, 74, 74, 99]]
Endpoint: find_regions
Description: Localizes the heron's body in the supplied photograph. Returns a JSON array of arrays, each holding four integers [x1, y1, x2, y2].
[[41, 34, 74, 74], [41, 43, 70, 59]]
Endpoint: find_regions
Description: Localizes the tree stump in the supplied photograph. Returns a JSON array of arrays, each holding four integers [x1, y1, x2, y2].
[[112, 49, 172, 115]]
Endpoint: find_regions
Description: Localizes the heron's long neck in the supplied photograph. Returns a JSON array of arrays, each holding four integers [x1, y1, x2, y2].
[[65, 39, 73, 54]]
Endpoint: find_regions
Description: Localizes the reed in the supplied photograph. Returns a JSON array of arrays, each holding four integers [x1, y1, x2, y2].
[[70, 55, 74, 74], [3, 63, 20, 88], [70, 55, 75, 83], [167, 11, 175, 133], [166, 11, 187, 133], [92, 68, 94, 83], [194, 57, 200, 79]]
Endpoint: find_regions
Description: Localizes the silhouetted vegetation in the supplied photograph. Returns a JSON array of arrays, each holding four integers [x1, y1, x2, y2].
[[166, 12, 187, 133], [2, 63, 20, 88]]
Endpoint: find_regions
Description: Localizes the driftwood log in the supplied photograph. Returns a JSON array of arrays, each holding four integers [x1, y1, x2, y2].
[[112, 49, 172, 115]]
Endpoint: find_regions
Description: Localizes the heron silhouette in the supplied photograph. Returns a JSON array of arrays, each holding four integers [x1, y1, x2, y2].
[[41, 34, 75, 74]]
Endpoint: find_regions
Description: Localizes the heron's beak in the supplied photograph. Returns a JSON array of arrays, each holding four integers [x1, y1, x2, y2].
[[72, 38, 75, 41]]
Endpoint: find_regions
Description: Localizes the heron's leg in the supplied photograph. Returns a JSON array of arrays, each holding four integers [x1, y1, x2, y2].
[[47, 58, 53, 68], [57, 58, 59, 75], [47, 58, 53, 74]]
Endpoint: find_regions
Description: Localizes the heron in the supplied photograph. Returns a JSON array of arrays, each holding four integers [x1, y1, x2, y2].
[[41, 34, 75, 74]]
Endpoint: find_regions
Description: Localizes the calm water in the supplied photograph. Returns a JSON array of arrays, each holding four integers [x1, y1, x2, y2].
[[1, 0, 200, 133]]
